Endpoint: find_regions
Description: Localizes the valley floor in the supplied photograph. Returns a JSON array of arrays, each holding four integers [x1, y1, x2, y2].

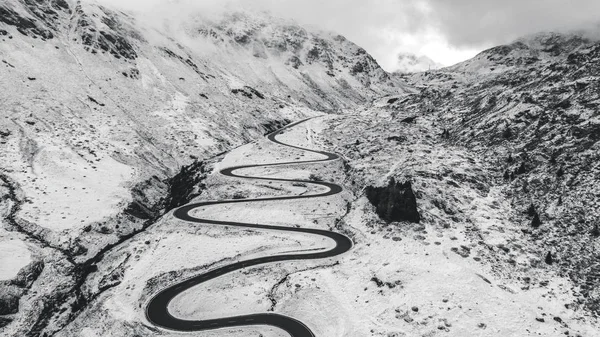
[[50, 116, 599, 337]]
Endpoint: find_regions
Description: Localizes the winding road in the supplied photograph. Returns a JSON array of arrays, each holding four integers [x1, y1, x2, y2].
[[146, 118, 353, 337]]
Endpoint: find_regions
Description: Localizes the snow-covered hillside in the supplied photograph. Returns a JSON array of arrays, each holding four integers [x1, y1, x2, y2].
[[1, 1, 599, 336], [0, 0, 407, 334], [392, 30, 600, 319], [0, 1, 403, 251]]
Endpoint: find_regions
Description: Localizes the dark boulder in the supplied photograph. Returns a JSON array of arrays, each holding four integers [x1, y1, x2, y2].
[[0, 285, 22, 315], [365, 178, 420, 223]]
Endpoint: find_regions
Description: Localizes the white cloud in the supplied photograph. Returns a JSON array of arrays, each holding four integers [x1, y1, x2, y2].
[[87, 0, 600, 71]]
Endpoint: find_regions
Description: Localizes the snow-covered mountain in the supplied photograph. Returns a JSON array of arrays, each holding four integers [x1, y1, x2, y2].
[[394, 52, 443, 73], [390, 30, 600, 318], [0, 0, 407, 334], [2, 1, 600, 336], [0, 0, 402, 239]]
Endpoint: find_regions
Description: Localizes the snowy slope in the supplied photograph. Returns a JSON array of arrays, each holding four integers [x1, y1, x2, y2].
[[390, 30, 600, 319], [0, 1, 408, 334], [0, 0, 405, 243], [2, 1, 599, 336]]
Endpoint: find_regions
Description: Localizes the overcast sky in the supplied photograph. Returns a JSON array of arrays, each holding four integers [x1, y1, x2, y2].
[[92, 0, 600, 71]]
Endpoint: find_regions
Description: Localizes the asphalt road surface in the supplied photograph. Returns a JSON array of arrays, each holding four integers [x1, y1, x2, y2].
[[146, 119, 353, 337]]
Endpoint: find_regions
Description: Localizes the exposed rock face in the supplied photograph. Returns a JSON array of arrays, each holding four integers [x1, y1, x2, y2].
[[164, 161, 207, 211], [0, 1, 410, 335], [365, 178, 420, 223], [393, 30, 600, 315]]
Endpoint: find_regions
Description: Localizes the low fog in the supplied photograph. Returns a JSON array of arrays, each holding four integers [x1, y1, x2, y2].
[[87, 0, 600, 70]]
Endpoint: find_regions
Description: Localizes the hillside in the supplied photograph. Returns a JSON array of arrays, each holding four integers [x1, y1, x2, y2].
[[390, 31, 600, 317], [1, 1, 599, 337], [0, 0, 405, 335]]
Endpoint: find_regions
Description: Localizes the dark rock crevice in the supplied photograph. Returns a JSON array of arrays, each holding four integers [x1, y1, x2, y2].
[[261, 118, 292, 135], [0, 5, 54, 40], [266, 262, 339, 312], [365, 178, 420, 223]]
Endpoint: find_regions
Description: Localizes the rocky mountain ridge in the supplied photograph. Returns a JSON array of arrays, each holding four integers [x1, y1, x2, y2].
[[0, 0, 403, 335], [1, 0, 599, 336], [392, 30, 600, 316]]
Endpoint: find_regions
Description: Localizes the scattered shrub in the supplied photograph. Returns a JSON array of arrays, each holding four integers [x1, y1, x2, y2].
[[531, 213, 541, 228], [308, 174, 323, 182], [591, 224, 600, 238], [545, 251, 554, 265], [516, 161, 527, 175], [527, 204, 536, 217]]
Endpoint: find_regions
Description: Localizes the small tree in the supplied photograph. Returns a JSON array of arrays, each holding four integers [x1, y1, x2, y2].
[[309, 174, 323, 182], [531, 213, 541, 228], [592, 224, 600, 238], [527, 204, 536, 217], [545, 251, 554, 265], [550, 152, 558, 165], [517, 161, 527, 175]]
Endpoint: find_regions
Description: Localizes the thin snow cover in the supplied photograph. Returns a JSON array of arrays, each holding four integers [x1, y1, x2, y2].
[[51, 115, 600, 336], [17, 142, 135, 231], [0, 236, 31, 280]]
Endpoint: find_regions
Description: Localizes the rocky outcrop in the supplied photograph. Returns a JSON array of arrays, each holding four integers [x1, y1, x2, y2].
[[365, 178, 420, 223], [392, 30, 600, 315], [165, 161, 208, 211]]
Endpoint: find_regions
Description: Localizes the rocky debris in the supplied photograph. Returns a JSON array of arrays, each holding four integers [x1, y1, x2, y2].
[[370, 276, 402, 289], [394, 30, 600, 315], [0, 286, 21, 315], [87, 96, 105, 107], [400, 116, 417, 123], [165, 161, 208, 211], [261, 118, 292, 135], [0, 5, 53, 40], [74, 3, 138, 60], [386, 135, 406, 143], [545, 251, 554, 265], [159, 47, 212, 80], [121, 68, 140, 79], [231, 86, 265, 99], [365, 178, 420, 223], [286, 55, 303, 69], [451, 246, 471, 258]]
